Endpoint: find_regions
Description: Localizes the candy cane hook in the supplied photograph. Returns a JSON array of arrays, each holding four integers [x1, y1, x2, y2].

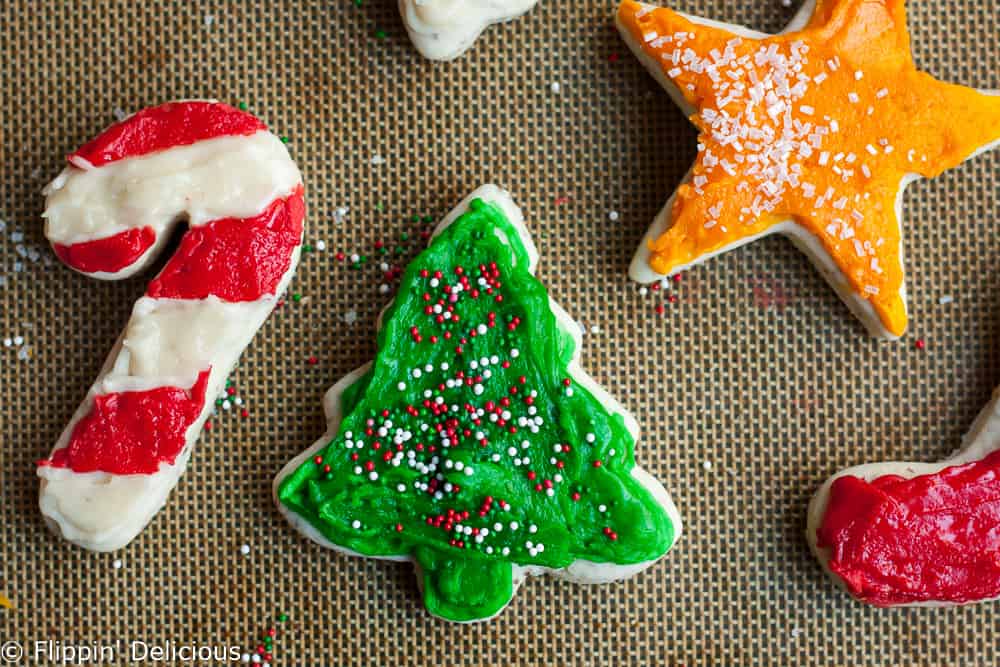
[[37, 101, 305, 551]]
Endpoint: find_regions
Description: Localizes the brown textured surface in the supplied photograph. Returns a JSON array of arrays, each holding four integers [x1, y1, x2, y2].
[[1, 0, 999, 665]]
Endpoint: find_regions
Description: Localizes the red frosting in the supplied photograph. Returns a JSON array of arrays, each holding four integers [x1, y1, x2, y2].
[[52, 227, 157, 275], [146, 186, 304, 302], [40, 370, 211, 475], [69, 101, 266, 168], [817, 451, 1000, 605]]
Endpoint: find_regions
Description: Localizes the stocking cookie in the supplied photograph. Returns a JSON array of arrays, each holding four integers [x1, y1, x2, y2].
[[808, 386, 1000, 606], [38, 101, 305, 551], [399, 0, 539, 61], [275, 184, 680, 622], [616, 0, 1000, 339]]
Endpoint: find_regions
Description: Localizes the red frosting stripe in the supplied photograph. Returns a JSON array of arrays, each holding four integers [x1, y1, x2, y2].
[[40, 370, 211, 475], [146, 185, 305, 302], [69, 101, 267, 168], [52, 227, 157, 274], [817, 451, 1000, 605]]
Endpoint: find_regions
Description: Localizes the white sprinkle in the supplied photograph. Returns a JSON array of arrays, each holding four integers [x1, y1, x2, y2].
[[608, 210, 620, 221], [938, 295, 954, 305], [702, 460, 712, 470], [315, 240, 327, 251], [799, 105, 814, 116], [876, 88, 889, 99], [397, 382, 407, 391], [866, 144, 878, 155], [848, 92, 860, 104], [370, 155, 386, 165], [240, 544, 250, 555], [352, 520, 362, 529], [204, 14, 214, 26], [550, 82, 561, 94], [112, 559, 123, 570], [854, 70, 864, 80]]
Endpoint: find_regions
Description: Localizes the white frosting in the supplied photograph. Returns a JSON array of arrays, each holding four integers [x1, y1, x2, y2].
[[43, 131, 301, 246], [617, 0, 999, 340], [39, 119, 303, 552], [806, 384, 1000, 607], [273, 184, 681, 622], [399, 0, 539, 60], [115, 296, 271, 380]]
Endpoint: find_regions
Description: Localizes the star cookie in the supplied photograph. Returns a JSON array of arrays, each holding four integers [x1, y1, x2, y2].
[[617, 0, 1000, 338]]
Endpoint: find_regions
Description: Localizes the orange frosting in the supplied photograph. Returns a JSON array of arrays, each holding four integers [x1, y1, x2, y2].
[[619, 0, 1000, 336]]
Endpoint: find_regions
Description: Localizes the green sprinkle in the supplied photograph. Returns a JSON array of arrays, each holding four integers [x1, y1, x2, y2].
[[376, 203, 384, 212], [278, 614, 288, 623], [421, 215, 433, 223], [292, 293, 302, 302], [375, 29, 386, 39], [280, 136, 289, 144], [400, 232, 409, 241], [238, 102, 248, 111], [411, 215, 420, 223], [303, 244, 313, 252]]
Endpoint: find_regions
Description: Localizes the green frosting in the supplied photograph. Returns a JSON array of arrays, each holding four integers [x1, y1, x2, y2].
[[278, 198, 677, 622]]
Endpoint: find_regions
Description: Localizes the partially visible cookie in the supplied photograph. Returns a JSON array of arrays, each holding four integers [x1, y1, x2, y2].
[[399, 0, 539, 61], [808, 386, 1000, 607]]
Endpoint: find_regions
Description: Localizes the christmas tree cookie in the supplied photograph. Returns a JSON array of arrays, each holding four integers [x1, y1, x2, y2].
[[274, 185, 680, 622]]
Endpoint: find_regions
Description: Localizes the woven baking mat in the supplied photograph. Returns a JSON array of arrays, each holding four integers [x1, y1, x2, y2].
[[1, 0, 998, 665]]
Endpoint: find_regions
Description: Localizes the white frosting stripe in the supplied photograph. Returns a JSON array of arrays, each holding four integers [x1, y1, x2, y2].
[[43, 131, 302, 245]]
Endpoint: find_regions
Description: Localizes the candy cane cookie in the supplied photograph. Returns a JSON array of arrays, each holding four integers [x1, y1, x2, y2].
[[37, 101, 305, 552], [399, 0, 539, 61], [808, 386, 1000, 607]]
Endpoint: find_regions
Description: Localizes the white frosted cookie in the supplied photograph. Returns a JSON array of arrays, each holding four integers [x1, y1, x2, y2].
[[274, 184, 681, 622], [617, 0, 1000, 339], [808, 386, 1000, 607], [399, 0, 539, 60], [37, 101, 305, 552]]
